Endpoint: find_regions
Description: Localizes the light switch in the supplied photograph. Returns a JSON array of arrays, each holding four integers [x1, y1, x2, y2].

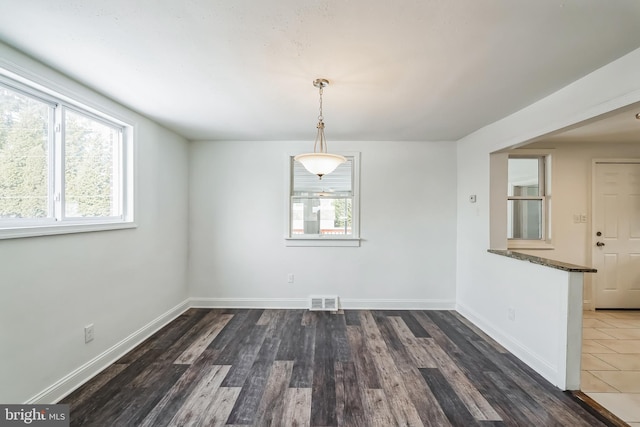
[[469, 195, 477, 203]]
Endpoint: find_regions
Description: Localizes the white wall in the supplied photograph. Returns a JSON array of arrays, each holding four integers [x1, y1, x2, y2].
[[0, 43, 190, 403], [189, 140, 457, 308], [3, 39, 638, 405], [456, 47, 640, 387]]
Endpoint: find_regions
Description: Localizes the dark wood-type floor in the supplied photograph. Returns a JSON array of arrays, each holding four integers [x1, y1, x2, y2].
[[62, 309, 608, 426]]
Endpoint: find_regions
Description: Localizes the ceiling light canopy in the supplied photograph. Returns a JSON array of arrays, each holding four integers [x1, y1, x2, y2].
[[294, 79, 346, 179]]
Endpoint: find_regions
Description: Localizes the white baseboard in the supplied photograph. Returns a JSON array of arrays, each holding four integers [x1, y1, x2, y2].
[[27, 299, 191, 404], [190, 297, 308, 309], [341, 298, 455, 310], [190, 297, 455, 310], [455, 302, 559, 387]]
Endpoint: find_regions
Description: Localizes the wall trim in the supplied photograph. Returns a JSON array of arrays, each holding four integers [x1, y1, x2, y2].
[[341, 298, 455, 310], [190, 297, 309, 309], [190, 297, 455, 310], [27, 299, 191, 404], [456, 301, 559, 387]]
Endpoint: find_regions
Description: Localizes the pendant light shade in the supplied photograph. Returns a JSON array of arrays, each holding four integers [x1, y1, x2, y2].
[[294, 79, 346, 179], [294, 152, 346, 177]]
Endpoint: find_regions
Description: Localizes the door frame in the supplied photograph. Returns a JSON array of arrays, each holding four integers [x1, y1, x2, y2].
[[590, 159, 640, 310]]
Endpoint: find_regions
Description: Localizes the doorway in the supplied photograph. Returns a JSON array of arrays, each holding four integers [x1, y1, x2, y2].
[[592, 161, 640, 309], [580, 161, 640, 425]]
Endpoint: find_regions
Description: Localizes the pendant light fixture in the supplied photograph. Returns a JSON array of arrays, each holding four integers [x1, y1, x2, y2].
[[294, 78, 346, 179]]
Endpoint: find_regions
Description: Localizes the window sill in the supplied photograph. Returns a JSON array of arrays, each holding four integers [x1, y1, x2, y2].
[[285, 237, 361, 247], [0, 221, 137, 240], [508, 240, 554, 250]]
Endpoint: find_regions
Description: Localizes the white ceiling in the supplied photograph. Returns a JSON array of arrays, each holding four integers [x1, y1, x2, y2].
[[1, 0, 639, 142], [532, 102, 640, 144]]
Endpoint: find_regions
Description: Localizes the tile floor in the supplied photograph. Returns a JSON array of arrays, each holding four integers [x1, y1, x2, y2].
[[582, 310, 640, 426]]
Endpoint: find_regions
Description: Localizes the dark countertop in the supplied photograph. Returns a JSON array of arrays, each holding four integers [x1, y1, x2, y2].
[[488, 249, 597, 273]]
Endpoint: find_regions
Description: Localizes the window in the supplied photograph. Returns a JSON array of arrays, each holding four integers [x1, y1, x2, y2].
[[287, 153, 360, 247], [507, 154, 551, 247], [0, 74, 133, 239]]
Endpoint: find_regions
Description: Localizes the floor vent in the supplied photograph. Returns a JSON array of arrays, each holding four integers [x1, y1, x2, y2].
[[309, 295, 339, 312]]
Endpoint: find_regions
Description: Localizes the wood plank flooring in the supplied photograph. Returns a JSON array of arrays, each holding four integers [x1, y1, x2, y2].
[[62, 309, 609, 426]]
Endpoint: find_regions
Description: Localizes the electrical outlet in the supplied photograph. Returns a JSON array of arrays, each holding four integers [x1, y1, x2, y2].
[[84, 324, 94, 343], [507, 308, 516, 321], [580, 214, 587, 223], [288, 273, 294, 284]]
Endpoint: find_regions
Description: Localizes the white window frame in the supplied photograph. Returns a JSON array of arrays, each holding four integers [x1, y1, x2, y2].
[[507, 151, 553, 250], [0, 71, 135, 240], [285, 151, 360, 247]]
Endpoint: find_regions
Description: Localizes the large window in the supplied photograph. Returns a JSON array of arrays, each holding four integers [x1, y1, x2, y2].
[[507, 155, 551, 245], [287, 153, 360, 246], [0, 74, 133, 238]]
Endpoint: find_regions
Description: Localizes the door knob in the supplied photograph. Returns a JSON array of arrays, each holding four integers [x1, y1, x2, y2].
[[596, 241, 605, 247]]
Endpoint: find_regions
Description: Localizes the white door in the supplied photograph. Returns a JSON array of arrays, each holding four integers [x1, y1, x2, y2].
[[593, 162, 640, 308]]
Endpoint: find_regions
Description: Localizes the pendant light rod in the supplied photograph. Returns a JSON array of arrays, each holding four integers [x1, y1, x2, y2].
[[314, 79, 329, 154]]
